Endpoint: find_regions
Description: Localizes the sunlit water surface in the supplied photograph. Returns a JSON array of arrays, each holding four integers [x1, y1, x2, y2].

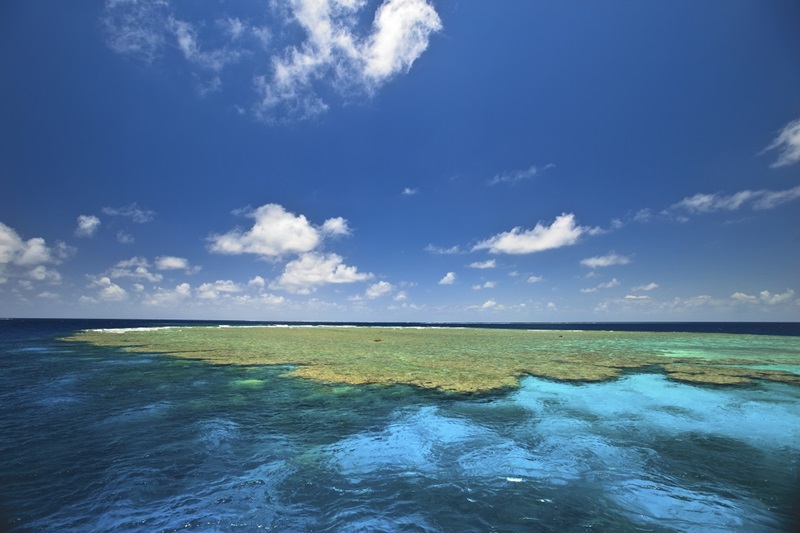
[[1, 320, 798, 532]]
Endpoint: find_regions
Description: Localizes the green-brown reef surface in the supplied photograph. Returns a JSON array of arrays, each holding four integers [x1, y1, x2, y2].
[[62, 326, 800, 393]]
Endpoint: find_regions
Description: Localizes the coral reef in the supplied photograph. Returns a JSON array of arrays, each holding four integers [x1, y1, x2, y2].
[[62, 327, 800, 393]]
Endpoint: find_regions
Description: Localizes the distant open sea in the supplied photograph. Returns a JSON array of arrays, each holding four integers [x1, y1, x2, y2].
[[1, 319, 799, 532]]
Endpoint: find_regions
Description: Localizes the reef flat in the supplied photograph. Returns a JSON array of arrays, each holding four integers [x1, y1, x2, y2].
[[62, 326, 800, 393]]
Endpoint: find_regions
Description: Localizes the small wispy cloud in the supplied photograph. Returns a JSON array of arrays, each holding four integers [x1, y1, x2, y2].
[[101, 0, 171, 63], [102, 203, 156, 223], [667, 185, 800, 216], [155, 256, 199, 273], [402, 187, 418, 196], [75, 215, 101, 238], [467, 298, 501, 310], [469, 259, 496, 269], [487, 163, 553, 186], [425, 244, 462, 255], [28, 265, 62, 284], [321, 217, 351, 237], [439, 271, 456, 285], [169, 18, 244, 72], [580, 253, 631, 269], [580, 278, 620, 293], [633, 282, 659, 291], [762, 118, 800, 168], [117, 231, 135, 244]]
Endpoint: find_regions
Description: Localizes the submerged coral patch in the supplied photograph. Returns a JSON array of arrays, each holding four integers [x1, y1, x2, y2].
[[62, 327, 800, 393]]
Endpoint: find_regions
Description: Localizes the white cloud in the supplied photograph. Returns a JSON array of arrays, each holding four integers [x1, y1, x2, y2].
[[55, 242, 76, 262], [668, 185, 800, 215], [731, 291, 758, 303], [472, 281, 496, 290], [731, 289, 794, 305], [633, 282, 659, 291], [763, 118, 800, 168], [101, 0, 171, 63], [197, 76, 223, 97], [271, 252, 372, 294], [365, 280, 394, 299], [0, 222, 54, 267], [393, 290, 408, 301], [759, 288, 795, 305], [255, 0, 441, 121], [633, 208, 652, 223], [168, 18, 243, 72], [102, 0, 440, 122], [117, 231, 135, 244], [402, 187, 418, 196], [155, 256, 188, 270], [425, 244, 462, 255], [473, 213, 593, 255], [251, 26, 271, 49], [248, 275, 266, 289], [197, 280, 243, 300], [218, 17, 246, 40], [487, 164, 548, 186], [624, 295, 648, 300], [15, 238, 52, 266], [90, 276, 129, 302], [154, 256, 197, 272], [102, 203, 156, 223], [103, 1, 245, 70], [580, 253, 631, 269], [209, 204, 347, 258], [581, 278, 620, 293], [469, 259, 496, 269], [144, 282, 192, 306], [75, 215, 101, 237], [28, 266, 62, 284], [36, 291, 60, 300], [670, 191, 756, 213], [527, 275, 543, 283], [257, 293, 286, 306], [751, 186, 800, 210], [108, 257, 163, 282], [321, 216, 351, 237], [363, 0, 442, 80], [467, 298, 507, 311], [439, 272, 456, 285]]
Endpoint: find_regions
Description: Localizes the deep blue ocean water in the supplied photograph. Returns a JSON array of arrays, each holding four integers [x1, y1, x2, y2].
[[1, 319, 799, 532]]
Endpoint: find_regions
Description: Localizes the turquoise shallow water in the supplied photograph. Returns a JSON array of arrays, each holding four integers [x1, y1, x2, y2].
[[1, 320, 799, 532]]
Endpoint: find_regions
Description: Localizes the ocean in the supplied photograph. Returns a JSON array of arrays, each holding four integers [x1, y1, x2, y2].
[[1, 319, 798, 532]]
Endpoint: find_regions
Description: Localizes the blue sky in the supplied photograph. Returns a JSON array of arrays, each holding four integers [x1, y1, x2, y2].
[[1, 0, 799, 321]]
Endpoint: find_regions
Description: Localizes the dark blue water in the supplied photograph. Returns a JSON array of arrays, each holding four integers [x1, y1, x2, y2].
[[1, 319, 799, 532]]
